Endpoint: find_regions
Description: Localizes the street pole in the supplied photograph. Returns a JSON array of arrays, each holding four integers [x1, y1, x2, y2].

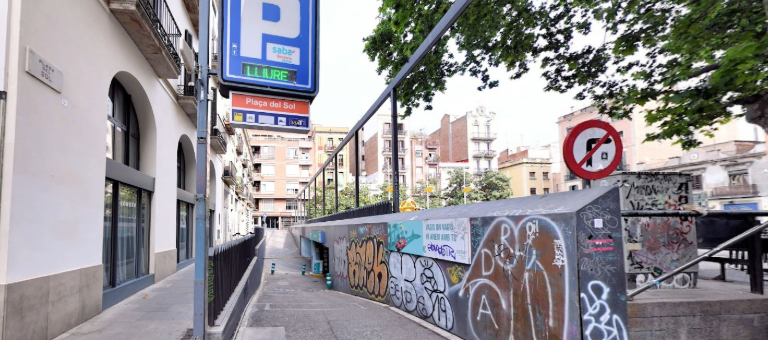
[[427, 192, 430, 209], [390, 89, 400, 213], [463, 170, 466, 204], [193, 0, 211, 337]]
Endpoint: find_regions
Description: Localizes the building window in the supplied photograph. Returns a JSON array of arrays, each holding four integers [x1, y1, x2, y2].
[[544, 188, 550, 194], [474, 142, 480, 150], [530, 188, 537, 195], [416, 166, 423, 175], [487, 160, 492, 170], [529, 172, 536, 180], [566, 126, 573, 135], [260, 181, 275, 194], [286, 182, 299, 195], [261, 199, 274, 211], [729, 171, 749, 186], [326, 139, 334, 148], [286, 164, 299, 177], [486, 142, 491, 151], [569, 185, 579, 191], [262, 164, 275, 176], [103, 181, 151, 288], [177, 201, 192, 263], [692, 174, 703, 190], [399, 175, 406, 184], [339, 154, 345, 167], [543, 172, 549, 180], [107, 79, 140, 169], [177, 143, 185, 189], [286, 147, 299, 159], [286, 199, 298, 211]]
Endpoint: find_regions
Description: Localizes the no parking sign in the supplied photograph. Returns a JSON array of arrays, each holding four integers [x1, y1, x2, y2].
[[563, 120, 624, 180]]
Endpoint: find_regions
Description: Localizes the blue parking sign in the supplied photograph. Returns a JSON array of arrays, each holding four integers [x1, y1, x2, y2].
[[220, 0, 319, 99]]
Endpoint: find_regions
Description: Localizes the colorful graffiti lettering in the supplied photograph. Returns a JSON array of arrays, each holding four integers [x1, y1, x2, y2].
[[347, 236, 389, 300], [446, 265, 465, 284]]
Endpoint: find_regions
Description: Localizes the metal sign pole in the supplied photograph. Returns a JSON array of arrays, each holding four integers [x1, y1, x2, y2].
[[390, 89, 400, 213], [193, 0, 211, 338]]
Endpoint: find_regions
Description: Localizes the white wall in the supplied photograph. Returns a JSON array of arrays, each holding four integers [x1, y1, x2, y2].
[[0, 0, 8, 91], [0, 0, 196, 283]]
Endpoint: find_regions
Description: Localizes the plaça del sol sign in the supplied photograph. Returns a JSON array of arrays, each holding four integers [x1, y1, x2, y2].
[[219, 0, 319, 101], [229, 91, 310, 133]]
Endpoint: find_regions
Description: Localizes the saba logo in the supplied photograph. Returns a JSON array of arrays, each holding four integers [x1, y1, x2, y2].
[[272, 46, 296, 56]]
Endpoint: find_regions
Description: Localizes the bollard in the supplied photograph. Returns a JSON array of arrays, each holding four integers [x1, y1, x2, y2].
[[326, 273, 332, 290], [302, 264, 306, 276], [271, 263, 275, 275]]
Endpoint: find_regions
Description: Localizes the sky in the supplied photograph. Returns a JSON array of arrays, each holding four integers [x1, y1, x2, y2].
[[308, 0, 591, 150]]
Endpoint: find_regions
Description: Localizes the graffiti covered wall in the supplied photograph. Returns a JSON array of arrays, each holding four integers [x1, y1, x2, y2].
[[600, 172, 698, 289], [295, 187, 628, 340]]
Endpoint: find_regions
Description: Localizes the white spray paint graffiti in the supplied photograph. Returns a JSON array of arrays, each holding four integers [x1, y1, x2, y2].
[[634, 272, 694, 289], [553, 240, 565, 268], [580, 281, 628, 340], [333, 237, 349, 280], [388, 252, 455, 330]]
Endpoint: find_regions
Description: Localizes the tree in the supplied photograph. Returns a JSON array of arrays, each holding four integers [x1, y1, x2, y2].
[[364, 1, 768, 149], [442, 169, 481, 206], [412, 178, 441, 208], [307, 182, 379, 218], [375, 180, 408, 203], [475, 171, 513, 201]]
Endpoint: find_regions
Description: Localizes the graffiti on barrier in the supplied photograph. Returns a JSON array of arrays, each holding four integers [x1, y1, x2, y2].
[[334, 237, 349, 280], [347, 236, 389, 300], [632, 272, 696, 289], [388, 252, 454, 330], [460, 216, 569, 340], [580, 281, 628, 340], [446, 265, 465, 284]]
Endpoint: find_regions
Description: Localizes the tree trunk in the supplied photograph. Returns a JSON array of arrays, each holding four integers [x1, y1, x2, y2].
[[744, 94, 768, 133]]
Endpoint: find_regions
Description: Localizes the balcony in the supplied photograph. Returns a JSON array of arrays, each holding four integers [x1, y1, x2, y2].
[[471, 132, 497, 140], [236, 141, 243, 155], [255, 153, 275, 160], [286, 188, 300, 195], [382, 129, 408, 138], [222, 162, 236, 186], [382, 147, 392, 155], [398, 165, 408, 172], [472, 150, 497, 158], [177, 64, 197, 121], [299, 140, 313, 149], [324, 145, 335, 153], [109, 0, 182, 78], [474, 169, 490, 176], [224, 116, 235, 135], [710, 184, 759, 198], [181, 0, 199, 33], [426, 156, 440, 164], [426, 142, 439, 149], [299, 157, 311, 165], [428, 173, 441, 179], [382, 165, 392, 173], [240, 157, 248, 166], [210, 127, 227, 154], [566, 172, 579, 181]]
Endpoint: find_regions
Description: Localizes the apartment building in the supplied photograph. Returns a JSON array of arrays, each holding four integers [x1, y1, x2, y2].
[[249, 132, 314, 229], [408, 131, 441, 189], [314, 126, 351, 188], [647, 141, 768, 210], [427, 106, 499, 176], [0, 1, 255, 338], [363, 113, 412, 195], [556, 105, 762, 191], [498, 147, 553, 197]]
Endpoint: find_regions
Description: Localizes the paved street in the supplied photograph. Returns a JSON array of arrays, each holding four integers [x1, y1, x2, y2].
[[55, 265, 194, 340], [235, 229, 450, 340]]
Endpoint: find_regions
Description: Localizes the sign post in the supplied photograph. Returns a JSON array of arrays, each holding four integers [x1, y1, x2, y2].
[[563, 120, 624, 182], [219, 0, 319, 101]]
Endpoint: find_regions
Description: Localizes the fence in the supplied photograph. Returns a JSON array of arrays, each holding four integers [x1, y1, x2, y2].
[[306, 201, 392, 224], [138, 0, 181, 69], [207, 228, 264, 325]]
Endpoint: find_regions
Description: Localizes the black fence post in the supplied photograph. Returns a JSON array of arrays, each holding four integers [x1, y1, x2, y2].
[[354, 131, 360, 208], [390, 88, 400, 213], [313, 181, 317, 219], [322, 171, 326, 216], [334, 154, 339, 213]]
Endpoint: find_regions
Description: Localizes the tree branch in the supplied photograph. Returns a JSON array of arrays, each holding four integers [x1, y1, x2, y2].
[[687, 63, 721, 79]]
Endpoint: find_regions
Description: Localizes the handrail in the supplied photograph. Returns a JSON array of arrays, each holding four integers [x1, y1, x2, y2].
[[294, 0, 476, 205], [628, 219, 768, 299]]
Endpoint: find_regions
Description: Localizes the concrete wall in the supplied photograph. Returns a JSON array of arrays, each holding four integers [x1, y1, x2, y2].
[[293, 187, 629, 340]]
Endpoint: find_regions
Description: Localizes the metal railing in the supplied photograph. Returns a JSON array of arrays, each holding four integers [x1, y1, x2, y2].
[[623, 210, 768, 298], [306, 201, 392, 224], [294, 0, 476, 221], [177, 63, 197, 97], [471, 132, 497, 139], [711, 184, 759, 198], [207, 228, 264, 325], [138, 0, 181, 69]]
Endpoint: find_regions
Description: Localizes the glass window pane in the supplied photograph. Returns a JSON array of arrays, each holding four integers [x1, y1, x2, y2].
[[103, 181, 114, 288], [114, 86, 125, 125], [129, 106, 139, 138], [106, 121, 114, 159], [129, 136, 139, 170], [114, 127, 126, 165], [140, 191, 150, 276], [116, 185, 138, 285], [178, 202, 188, 262]]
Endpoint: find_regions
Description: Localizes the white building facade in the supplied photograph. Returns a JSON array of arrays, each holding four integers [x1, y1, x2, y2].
[[0, 1, 252, 338]]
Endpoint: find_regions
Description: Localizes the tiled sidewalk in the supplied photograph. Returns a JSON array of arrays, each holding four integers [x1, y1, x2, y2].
[[55, 265, 194, 340]]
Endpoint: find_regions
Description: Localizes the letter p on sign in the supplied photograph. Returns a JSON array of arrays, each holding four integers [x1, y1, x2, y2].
[[241, 0, 300, 59]]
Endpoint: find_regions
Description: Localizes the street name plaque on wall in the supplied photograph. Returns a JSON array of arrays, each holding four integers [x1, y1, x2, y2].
[[26, 47, 63, 93]]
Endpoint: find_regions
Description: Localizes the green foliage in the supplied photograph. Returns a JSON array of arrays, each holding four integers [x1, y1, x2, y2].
[[412, 179, 441, 208], [374, 181, 408, 203], [475, 171, 513, 201], [307, 182, 377, 218], [442, 169, 476, 206], [364, 0, 768, 149]]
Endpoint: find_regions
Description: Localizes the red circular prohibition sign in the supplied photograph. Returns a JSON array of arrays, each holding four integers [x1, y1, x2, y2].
[[563, 119, 624, 180]]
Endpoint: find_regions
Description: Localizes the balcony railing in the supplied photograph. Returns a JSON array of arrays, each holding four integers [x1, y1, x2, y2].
[[286, 188, 300, 195], [255, 153, 275, 160], [382, 129, 408, 138], [428, 173, 441, 179], [210, 127, 227, 154], [426, 142, 439, 149], [566, 172, 579, 181], [223, 115, 235, 135], [324, 145, 335, 152], [710, 184, 759, 198], [471, 132, 497, 140], [236, 142, 243, 155], [426, 156, 440, 164], [472, 150, 497, 158], [222, 162, 236, 186], [109, 0, 182, 78]]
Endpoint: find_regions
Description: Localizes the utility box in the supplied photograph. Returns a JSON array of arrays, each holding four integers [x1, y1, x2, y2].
[[598, 172, 698, 289]]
